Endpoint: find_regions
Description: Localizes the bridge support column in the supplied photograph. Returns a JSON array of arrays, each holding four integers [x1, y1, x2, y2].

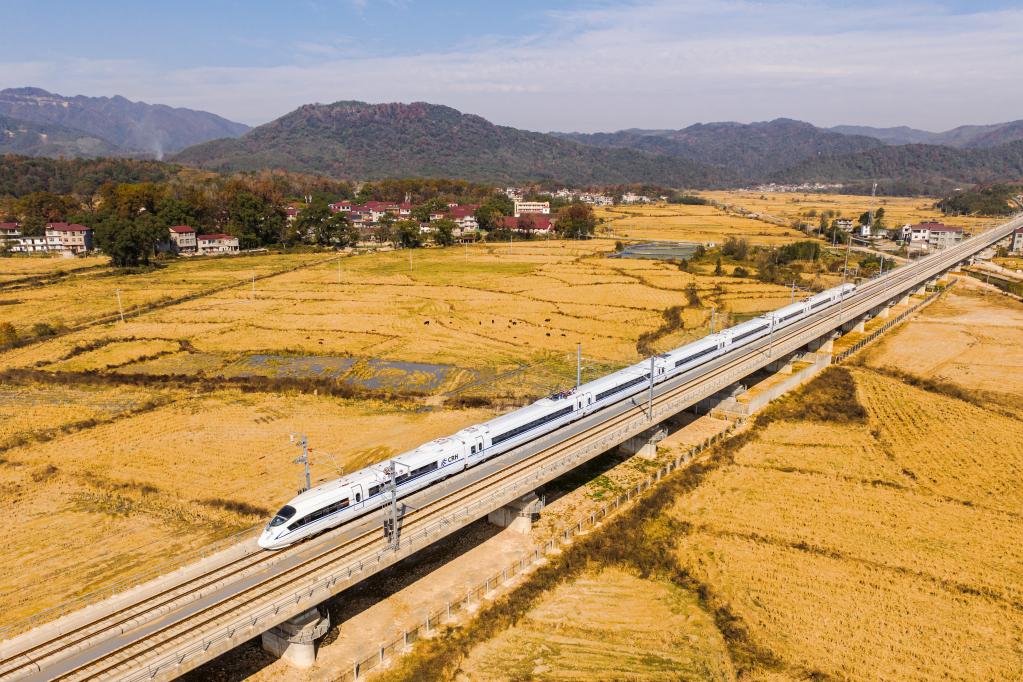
[[952, 263, 962, 273], [488, 492, 542, 534], [806, 333, 835, 354], [876, 305, 890, 320], [261, 607, 330, 669], [618, 424, 668, 460], [897, 294, 910, 307], [842, 317, 866, 334]]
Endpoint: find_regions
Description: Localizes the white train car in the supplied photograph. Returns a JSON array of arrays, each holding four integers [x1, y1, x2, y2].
[[260, 281, 861, 550]]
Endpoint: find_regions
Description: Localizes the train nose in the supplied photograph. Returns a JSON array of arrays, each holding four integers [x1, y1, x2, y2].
[[257, 529, 277, 550]]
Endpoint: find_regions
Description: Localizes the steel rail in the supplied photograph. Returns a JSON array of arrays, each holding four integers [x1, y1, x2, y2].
[[3, 213, 1019, 681]]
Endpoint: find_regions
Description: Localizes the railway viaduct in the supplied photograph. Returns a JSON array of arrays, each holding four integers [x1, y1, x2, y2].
[[1, 214, 1021, 681]]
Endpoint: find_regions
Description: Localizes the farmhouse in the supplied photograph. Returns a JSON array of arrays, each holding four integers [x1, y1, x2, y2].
[[197, 233, 240, 255], [168, 226, 197, 254], [900, 222, 963, 251], [43, 223, 93, 254], [499, 215, 554, 233]]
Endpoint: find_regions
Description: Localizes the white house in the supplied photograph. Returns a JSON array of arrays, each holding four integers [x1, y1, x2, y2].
[[900, 222, 964, 251], [45, 223, 93, 254], [513, 200, 550, 217], [197, 233, 239, 255], [168, 225, 197, 254], [1011, 226, 1023, 253]]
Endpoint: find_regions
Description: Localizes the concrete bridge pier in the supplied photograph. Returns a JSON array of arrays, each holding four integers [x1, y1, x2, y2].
[[875, 305, 890, 320], [488, 491, 543, 534], [618, 423, 669, 460], [805, 332, 836, 354], [841, 316, 866, 334], [896, 294, 910, 307], [261, 607, 330, 669]]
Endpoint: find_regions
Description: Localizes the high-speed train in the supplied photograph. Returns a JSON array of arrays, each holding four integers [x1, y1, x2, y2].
[[258, 282, 856, 549]]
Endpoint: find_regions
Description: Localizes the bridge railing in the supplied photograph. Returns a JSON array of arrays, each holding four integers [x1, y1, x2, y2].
[[122, 417, 744, 682]]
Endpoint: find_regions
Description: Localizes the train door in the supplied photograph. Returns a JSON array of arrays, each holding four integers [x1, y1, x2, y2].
[[351, 484, 364, 508], [469, 434, 486, 463]]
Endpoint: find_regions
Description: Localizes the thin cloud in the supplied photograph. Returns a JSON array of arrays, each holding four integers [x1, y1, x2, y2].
[[0, 0, 1019, 131]]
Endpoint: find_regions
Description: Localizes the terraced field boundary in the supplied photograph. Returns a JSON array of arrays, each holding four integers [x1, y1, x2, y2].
[[0, 253, 337, 352], [833, 280, 954, 363]]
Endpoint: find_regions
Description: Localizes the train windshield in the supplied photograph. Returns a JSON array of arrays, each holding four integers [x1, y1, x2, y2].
[[268, 505, 297, 527]]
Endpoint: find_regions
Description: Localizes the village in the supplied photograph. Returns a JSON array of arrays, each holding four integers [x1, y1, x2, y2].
[[2, 194, 1018, 259]]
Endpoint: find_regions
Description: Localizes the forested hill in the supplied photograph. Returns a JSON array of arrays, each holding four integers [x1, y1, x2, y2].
[[554, 119, 884, 177], [172, 101, 735, 187], [0, 155, 178, 196], [0, 115, 122, 159], [771, 140, 1023, 191], [0, 87, 249, 157]]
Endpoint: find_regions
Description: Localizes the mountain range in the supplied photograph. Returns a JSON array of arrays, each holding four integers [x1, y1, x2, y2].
[[3, 85, 1023, 192], [172, 101, 732, 187], [0, 87, 248, 158]]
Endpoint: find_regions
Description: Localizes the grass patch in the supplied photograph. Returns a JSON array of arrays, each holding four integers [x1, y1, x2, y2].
[[757, 366, 866, 426]]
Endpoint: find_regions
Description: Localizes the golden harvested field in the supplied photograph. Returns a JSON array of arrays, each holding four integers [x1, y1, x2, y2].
[[668, 359, 1023, 680], [0, 255, 109, 283], [0, 390, 497, 625], [0, 242, 792, 384], [0, 252, 327, 332], [458, 567, 734, 681], [860, 283, 1023, 409], [596, 203, 804, 245], [701, 190, 996, 233], [0, 381, 169, 446]]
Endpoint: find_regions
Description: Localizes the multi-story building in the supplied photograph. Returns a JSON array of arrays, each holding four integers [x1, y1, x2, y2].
[[168, 226, 197, 254], [513, 200, 550, 217], [197, 233, 240, 255], [44, 223, 93, 254], [899, 222, 963, 251], [0, 222, 20, 239], [1011, 226, 1023, 253]]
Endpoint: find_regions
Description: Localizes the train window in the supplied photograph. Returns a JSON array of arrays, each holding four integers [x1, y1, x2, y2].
[[411, 462, 439, 478], [595, 374, 648, 402], [471, 445, 477, 454], [674, 346, 717, 368], [732, 325, 769, 343], [355, 492, 361, 502], [491, 405, 573, 445], [268, 505, 296, 527], [368, 485, 381, 497]]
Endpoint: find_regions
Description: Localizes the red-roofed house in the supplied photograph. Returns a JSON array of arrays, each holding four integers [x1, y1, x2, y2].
[[45, 223, 93, 254], [285, 207, 300, 222], [197, 233, 239, 255], [499, 215, 554, 233], [444, 204, 480, 233], [168, 225, 197, 254], [329, 201, 353, 213], [900, 221, 964, 251], [0, 222, 19, 238]]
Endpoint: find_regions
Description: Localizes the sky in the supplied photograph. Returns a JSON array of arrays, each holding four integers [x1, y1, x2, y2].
[[1, 0, 1020, 132]]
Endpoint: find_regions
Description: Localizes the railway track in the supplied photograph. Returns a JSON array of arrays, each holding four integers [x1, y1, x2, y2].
[[1, 215, 1019, 681]]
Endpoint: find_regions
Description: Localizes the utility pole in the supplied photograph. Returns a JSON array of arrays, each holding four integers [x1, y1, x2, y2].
[[385, 460, 400, 550], [115, 289, 125, 323], [409, 247, 413, 274], [710, 306, 717, 333], [790, 280, 796, 303], [251, 272, 256, 298], [647, 356, 655, 420], [337, 256, 342, 284], [291, 433, 311, 492], [576, 343, 581, 389]]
